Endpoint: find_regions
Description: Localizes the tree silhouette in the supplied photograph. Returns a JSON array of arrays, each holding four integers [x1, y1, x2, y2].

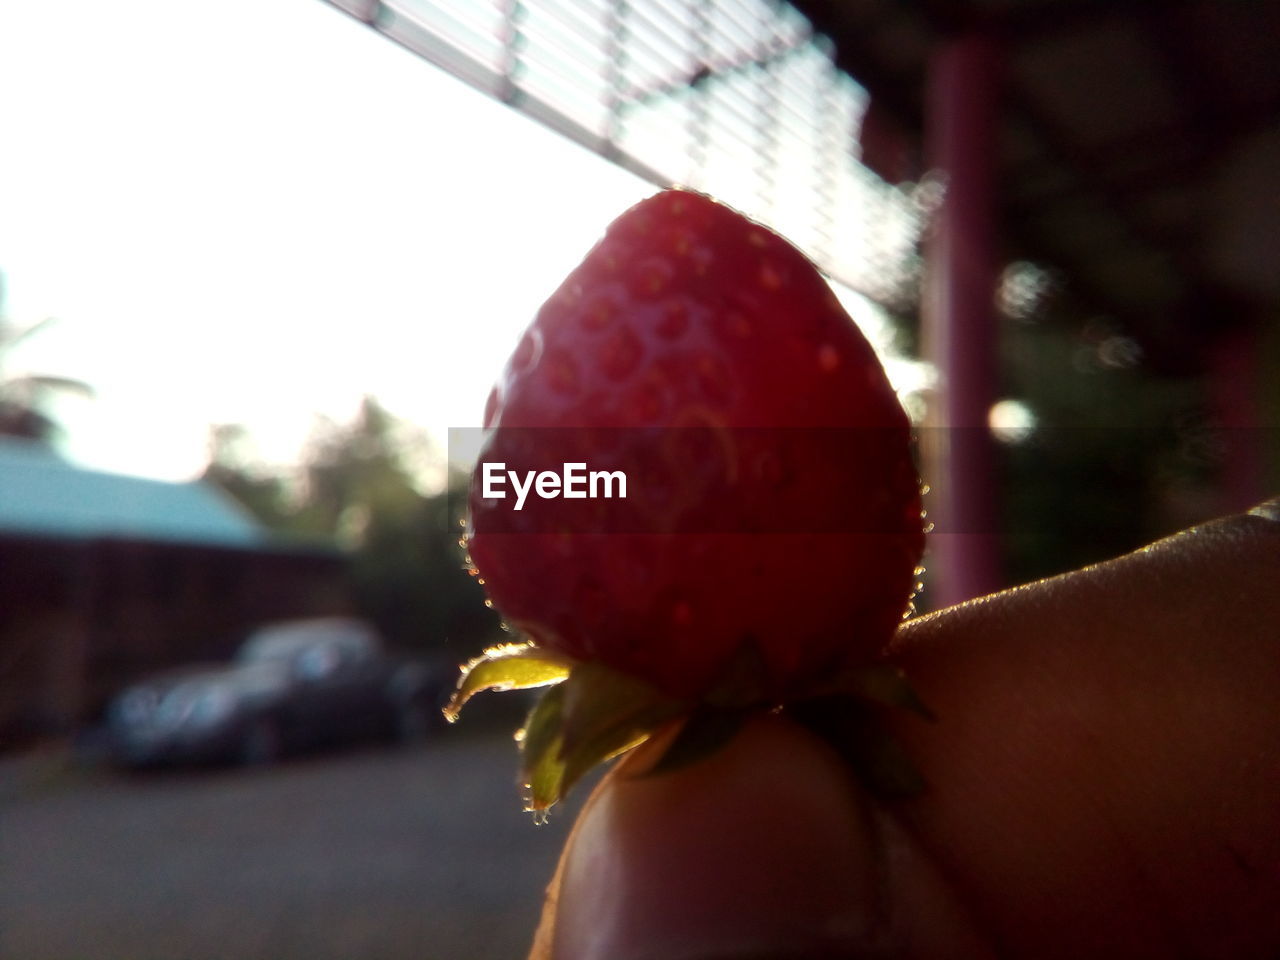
[[204, 398, 500, 658], [0, 272, 94, 443]]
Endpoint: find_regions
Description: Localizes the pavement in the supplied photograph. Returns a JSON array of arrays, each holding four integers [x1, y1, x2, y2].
[[0, 728, 590, 960]]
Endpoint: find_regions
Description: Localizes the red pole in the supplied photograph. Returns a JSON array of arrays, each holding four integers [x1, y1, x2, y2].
[[1209, 325, 1268, 514], [921, 32, 1003, 608]]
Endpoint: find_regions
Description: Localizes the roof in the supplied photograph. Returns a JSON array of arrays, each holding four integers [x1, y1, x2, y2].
[[789, 0, 1280, 374], [0, 438, 264, 548]]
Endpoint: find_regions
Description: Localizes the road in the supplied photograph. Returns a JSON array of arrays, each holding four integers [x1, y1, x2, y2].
[[0, 729, 590, 960]]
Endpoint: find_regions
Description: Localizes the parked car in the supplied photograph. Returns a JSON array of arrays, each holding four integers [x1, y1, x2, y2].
[[107, 617, 444, 768]]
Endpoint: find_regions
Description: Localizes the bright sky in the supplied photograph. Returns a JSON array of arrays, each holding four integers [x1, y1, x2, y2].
[[0, 0, 907, 482]]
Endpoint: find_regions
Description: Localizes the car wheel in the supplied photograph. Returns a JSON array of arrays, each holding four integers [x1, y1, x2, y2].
[[239, 717, 282, 766]]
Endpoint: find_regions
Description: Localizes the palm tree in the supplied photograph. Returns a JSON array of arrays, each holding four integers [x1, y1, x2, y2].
[[0, 273, 94, 443]]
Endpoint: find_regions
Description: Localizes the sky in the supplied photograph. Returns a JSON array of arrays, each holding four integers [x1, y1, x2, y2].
[[0, 0, 907, 483]]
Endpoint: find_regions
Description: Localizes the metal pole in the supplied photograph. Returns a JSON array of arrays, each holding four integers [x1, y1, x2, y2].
[[1209, 324, 1268, 514], [921, 32, 1002, 608]]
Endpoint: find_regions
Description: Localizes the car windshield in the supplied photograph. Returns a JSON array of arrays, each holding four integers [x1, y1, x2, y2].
[[238, 634, 312, 666], [236, 620, 377, 665]]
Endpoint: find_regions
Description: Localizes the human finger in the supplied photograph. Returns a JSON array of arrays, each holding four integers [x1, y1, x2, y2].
[[530, 711, 994, 960], [888, 501, 1280, 957]]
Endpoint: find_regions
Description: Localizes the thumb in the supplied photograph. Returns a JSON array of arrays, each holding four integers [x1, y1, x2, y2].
[[529, 713, 993, 960]]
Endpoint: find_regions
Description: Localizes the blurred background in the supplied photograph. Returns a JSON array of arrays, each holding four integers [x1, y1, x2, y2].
[[1, 0, 1277, 957]]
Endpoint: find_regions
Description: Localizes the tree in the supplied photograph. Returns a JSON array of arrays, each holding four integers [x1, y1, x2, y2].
[[203, 424, 298, 529], [204, 398, 500, 659], [993, 297, 1209, 586], [0, 272, 94, 443]]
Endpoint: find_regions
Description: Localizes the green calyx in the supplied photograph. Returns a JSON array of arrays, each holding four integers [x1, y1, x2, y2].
[[445, 640, 935, 813], [445, 642, 689, 811]]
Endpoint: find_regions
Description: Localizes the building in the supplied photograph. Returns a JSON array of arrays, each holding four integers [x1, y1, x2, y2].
[[0, 438, 352, 748]]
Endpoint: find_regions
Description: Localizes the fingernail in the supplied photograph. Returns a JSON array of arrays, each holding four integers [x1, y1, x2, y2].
[[543, 715, 893, 960]]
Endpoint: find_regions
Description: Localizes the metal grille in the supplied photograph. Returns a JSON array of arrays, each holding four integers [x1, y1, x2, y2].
[[324, 0, 922, 307]]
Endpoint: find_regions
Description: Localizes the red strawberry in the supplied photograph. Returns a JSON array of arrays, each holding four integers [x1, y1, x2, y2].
[[465, 189, 924, 707]]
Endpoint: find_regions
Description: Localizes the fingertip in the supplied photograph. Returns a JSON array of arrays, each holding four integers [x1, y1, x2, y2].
[[533, 713, 991, 960]]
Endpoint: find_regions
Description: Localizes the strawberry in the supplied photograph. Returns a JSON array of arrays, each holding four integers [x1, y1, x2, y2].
[[452, 189, 926, 809]]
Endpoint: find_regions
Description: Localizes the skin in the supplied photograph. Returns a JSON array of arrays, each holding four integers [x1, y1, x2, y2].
[[529, 500, 1280, 959]]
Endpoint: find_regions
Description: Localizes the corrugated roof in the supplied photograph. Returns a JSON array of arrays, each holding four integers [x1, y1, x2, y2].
[[788, 0, 1280, 374], [0, 438, 263, 548]]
